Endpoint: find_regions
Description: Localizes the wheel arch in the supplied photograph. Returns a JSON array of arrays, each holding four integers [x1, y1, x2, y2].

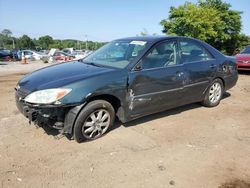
[[86, 94, 122, 113], [202, 76, 225, 97], [214, 77, 225, 88], [63, 94, 125, 136], [201, 77, 225, 107]]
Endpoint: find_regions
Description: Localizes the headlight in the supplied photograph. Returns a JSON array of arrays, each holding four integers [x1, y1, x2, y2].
[[24, 88, 72, 104]]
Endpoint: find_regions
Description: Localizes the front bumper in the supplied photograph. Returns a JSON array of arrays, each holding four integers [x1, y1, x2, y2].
[[15, 91, 76, 133], [237, 62, 250, 70]]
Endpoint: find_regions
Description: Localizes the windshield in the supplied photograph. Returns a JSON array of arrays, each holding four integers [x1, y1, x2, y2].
[[83, 40, 147, 68], [240, 47, 250, 54]]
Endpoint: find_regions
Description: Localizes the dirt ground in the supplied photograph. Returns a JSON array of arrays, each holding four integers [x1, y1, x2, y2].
[[0, 62, 250, 188]]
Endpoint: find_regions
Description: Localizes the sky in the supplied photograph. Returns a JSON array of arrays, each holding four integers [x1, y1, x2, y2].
[[0, 0, 249, 42]]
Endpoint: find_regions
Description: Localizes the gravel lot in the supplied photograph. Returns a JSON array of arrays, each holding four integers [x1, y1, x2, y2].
[[0, 61, 250, 188]]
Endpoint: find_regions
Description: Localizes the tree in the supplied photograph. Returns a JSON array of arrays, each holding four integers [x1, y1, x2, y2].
[[160, 0, 250, 55], [0, 29, 14, 49], [161, 2, 223, 41], [1, 29, 12, 37], [199, 0, 244, 54], [0, 29, 106, 51], [16, 35, 35, 49], [38, 35, 54, 49], [223, 33, 250, 54], [49, 39, 63, 49]]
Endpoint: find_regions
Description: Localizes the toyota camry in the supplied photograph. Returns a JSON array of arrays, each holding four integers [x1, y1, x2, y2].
[[15, 36, 238, 142]]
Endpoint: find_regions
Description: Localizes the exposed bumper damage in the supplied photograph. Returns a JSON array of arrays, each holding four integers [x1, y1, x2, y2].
[[15, 90, 82, 135]]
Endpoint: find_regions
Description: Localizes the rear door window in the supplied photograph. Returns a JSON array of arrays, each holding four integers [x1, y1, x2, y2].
[[180, 40, 214, 63]]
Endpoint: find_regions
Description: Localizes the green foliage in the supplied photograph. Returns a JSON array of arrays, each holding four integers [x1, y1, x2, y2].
[[16, 35, 35, 49], [38, 35, 54, 49], [48, 39, 106, 50], [161, 2, 222, 41], [48, 39, 62, 49], [1, 29, 12, 37], [0, 29, 106, 51], [160, 0, 250, 55], [0, 29, 14, 49], [222, 34, 250, 54]]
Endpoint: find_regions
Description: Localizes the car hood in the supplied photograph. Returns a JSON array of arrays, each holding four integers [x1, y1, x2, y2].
[[236, 54, 250, 60], [18, 61, 117, 92]]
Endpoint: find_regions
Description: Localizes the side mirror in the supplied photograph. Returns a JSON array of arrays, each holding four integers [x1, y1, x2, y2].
[[134, 64, 142, 71], [133, 60, 142, 71]]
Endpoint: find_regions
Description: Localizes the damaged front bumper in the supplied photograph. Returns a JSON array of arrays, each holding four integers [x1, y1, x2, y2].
[[15, 90, 83, 134]]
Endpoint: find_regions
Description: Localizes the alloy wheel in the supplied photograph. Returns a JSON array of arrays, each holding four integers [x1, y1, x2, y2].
[[209, 82, 222, 104], [81, 109, 111, 139]]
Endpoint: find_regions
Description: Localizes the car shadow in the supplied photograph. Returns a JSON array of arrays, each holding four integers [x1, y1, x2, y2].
[[238, 70, 250, 75], [111, 91, 231, 130], [222, 91, 231, 99], [37, 92, 231, 140], [111, 103, 201, 130], [35, 122, 61, 137]]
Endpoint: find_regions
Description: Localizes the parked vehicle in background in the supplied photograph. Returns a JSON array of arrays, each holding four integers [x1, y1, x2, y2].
[[0, 49, 12, 61], [42, 49, 77, 63], [53, 51, 75, 62], [0, 49, 22, 61], [72, 50, 92, 60], [62, 48, 74, 54], [11, 49, 19, 60], [236, 45, 250, 70], [38, 50, 49, 54], [22, 50, 47, 60], [62, 48, 93, 60], [15, 36, 238, 143]]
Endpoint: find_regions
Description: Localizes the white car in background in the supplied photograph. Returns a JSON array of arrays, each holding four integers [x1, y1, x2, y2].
[[62, 48, 93, 60], [72, 50, 93, 60], [23, 50, 47, 60]]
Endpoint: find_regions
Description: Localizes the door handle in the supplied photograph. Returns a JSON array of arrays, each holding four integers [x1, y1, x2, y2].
[[210, 64, 217, 68]]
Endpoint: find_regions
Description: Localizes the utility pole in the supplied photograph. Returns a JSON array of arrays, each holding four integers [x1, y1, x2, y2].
[[85, 35, 88, 51], [12, 38, 15, 49]]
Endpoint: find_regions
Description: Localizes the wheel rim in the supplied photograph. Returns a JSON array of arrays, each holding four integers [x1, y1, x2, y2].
[[82, 109, 110, 139], [209, 82, 222, 104]]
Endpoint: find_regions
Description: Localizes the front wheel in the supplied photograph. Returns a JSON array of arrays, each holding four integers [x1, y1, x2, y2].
[[202, 79, 224, 107], [73, 100, 115, 143]]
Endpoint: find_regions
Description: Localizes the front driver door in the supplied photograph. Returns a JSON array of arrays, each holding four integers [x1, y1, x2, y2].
[[127, 40, 185, 118]]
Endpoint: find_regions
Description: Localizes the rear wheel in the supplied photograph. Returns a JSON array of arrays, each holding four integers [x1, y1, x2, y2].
[[73, 100, 115, 143], [202, 79, 224, 107]]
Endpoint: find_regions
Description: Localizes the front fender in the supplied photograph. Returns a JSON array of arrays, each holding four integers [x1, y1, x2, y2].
[[63, 103, 86, 134]]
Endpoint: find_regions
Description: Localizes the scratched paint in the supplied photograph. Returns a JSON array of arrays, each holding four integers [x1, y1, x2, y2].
[[129, 89, 134, 110]]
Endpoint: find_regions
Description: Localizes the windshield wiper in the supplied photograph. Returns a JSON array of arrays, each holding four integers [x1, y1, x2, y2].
[[84, 62, 103, 67]]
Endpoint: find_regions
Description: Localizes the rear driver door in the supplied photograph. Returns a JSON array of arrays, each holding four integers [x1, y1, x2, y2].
[[179, 39, 217, 103]]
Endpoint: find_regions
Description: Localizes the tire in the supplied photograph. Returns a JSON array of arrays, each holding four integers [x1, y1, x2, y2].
[[202, 78, 224, 107], [73, 100, 115, 143]]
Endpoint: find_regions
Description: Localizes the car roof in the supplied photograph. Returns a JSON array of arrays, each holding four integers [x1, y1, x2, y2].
[[115, 35, 196, 43]]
